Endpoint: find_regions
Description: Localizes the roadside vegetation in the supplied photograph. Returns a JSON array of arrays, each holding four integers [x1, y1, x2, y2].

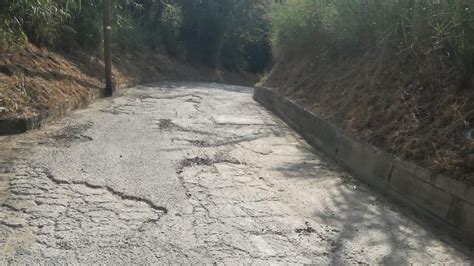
[[0, 0, 271, 71], [270, 0, 474, 76], [266, 0, 474, 183]]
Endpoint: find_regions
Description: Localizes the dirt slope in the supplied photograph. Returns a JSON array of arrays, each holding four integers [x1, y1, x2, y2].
[[0, 44, 256, 120], [263, 48, 474, 184]]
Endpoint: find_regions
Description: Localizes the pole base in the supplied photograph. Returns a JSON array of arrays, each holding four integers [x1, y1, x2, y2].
[[103, 87, 114, 97]]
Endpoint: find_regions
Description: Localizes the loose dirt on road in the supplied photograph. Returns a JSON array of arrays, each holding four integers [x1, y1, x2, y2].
[[0, 82, 472, 264]]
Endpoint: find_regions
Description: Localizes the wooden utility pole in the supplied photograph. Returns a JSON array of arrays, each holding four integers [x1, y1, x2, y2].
[[103, 0, 113, 97]]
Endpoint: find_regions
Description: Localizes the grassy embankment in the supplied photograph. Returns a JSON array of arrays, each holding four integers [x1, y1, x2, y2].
[[265, 0, 474, 183]]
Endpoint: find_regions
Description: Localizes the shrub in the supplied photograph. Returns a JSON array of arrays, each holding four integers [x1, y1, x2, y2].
[[160, 3, 183, 57], [271, 1, 474, 56], [270, 0, 324, 56], [0, 0, 72, 47], [70, 1, 103, 51]]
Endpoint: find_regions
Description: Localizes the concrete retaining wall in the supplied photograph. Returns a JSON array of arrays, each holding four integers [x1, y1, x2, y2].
[[254, 86, 474, 244], [0, 89, 101, 135]]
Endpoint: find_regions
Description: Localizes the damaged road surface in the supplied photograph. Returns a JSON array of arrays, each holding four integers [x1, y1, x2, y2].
[[0, 82, 471, 263]]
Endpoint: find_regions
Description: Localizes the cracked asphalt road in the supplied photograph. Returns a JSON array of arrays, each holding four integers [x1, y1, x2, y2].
[[0, 82, 472, 264]]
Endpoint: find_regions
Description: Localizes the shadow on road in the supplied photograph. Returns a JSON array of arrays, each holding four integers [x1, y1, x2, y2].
[[272, 145, 472, 263]]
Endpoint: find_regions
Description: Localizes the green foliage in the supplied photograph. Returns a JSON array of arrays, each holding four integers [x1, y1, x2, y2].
[[0, 0, 272, 72], [270, 0, 474, 63], [179, 0, 271, 71], [270, 0, 323, 56], [69, 1, 103, 51], [0, 0, 73, 46], [160, 4, 184, 57]]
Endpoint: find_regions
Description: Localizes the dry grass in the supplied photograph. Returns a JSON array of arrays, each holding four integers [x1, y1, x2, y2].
[[0, 44, 256, 120], [264, 47, 474, 184], [0, 45, 102, 118]]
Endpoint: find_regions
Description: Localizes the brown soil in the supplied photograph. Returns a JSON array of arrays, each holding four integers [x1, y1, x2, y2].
[[263, 47, 474, 185], [0, 43, 256, 120]]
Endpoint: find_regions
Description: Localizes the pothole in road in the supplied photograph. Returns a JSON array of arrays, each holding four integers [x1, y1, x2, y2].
[[0, 166, 167, 254], [158, 119, 177, 131], [41, 123, 94, 145], [176, 156, 243, 175], [100, 102, 138, 116], [295, 222, 317, 234], [180, 157, 214, 168], [155, 119, 217, 136], [184, 140, 210, 148]]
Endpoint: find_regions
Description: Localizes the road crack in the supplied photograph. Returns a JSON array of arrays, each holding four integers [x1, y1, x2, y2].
[[41, 168, 168, 214], [1, 164, 168, 257]]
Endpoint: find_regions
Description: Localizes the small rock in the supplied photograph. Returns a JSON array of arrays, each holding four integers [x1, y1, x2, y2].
[[465, 154, 474, 169], [0, 107, 5, 113]]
